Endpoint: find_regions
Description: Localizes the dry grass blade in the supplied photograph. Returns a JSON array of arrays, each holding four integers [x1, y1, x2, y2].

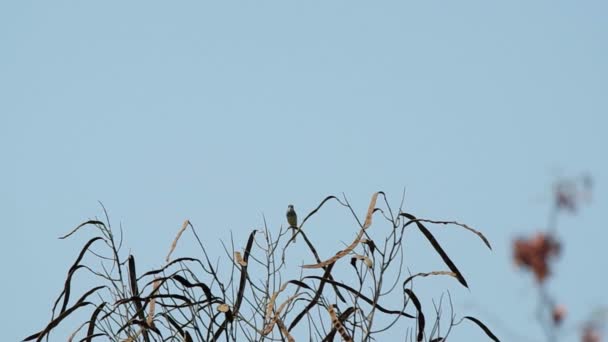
[[413, 218, 492, 250], [233, 230, 257, 312], [265, 283, 288, 322], [137, 257, 199, 280], [263, 293, 301, 334], [57, 237, 103, 314], [322, 307, 356, 342], [304, 276, 414, 318], [275, 317, 295, 342], [299, 195, 339, 228], [212, 230, 257, 341], [169, 274, 213, 301], [67, 328, 79, 342], [404, 289, 425, 342], [116, 293, 194, 308], [122, 329, 141, 342], [59, 220, 106, 240], [24, 302, 93, 341], [163, 314, 184, 336], [363, 192, 379, 229], [66, 322, 88, 342], [79, 333, 105, 341], [302, 229, 364, 269], [127, 255, 150, 342], [146, 279, 161, 327], [166, 220, 190, 263], [463, 316, 500, 341], [24, 286, 105, 341], [327, 305, 352, 342], [85, 302, 107, 342], [285, 280, 312, 290], [417, 223, 468, 287], [289, 263, 337, 331], [401, 214, 469, 288], [275, 294, 300, 319], [402, 271, 457, 287]]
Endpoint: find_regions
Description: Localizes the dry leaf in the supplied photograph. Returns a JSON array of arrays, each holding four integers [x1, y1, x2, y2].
[[147, 278, 161, 326], [353, 254, 373, 268], [302, 229, 364, 269], [363, 192, 379, 229], [234, 251, 247, 266], [276, 317, 295, 342], [166, 220, 190, 263], [328, 304, 352, 342], [262, 293, 300, 335]]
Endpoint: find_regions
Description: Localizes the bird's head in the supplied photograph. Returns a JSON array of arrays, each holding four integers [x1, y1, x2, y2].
[[287, 204, 294, 210]]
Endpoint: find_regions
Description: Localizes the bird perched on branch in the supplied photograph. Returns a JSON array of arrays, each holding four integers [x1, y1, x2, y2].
[[286, 204, 298, 242]]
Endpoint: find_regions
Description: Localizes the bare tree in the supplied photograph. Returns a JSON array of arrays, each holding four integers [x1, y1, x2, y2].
[[24, 191, 499, 342]]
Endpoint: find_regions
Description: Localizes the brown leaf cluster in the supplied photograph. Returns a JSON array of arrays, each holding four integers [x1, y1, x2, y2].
[[513, 232, 561, 283]]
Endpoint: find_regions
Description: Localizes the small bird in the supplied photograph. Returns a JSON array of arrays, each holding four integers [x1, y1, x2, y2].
[[286, 204, 298, 242]]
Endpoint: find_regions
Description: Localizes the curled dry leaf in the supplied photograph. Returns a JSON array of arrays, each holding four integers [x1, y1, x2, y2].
[[234, 251, 247, 266], [217, 303, 230, 313], [361, 238, 376, 254], [166, 220, 190, 263], [302, 230, 364, 269], [353, 254, 372, 268]]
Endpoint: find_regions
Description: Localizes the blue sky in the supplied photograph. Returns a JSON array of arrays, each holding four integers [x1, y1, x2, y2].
[[1, 1, 607, 340]]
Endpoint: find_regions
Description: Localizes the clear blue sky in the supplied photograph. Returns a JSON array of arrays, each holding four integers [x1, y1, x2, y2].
[[1, 1, 607, 341]]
